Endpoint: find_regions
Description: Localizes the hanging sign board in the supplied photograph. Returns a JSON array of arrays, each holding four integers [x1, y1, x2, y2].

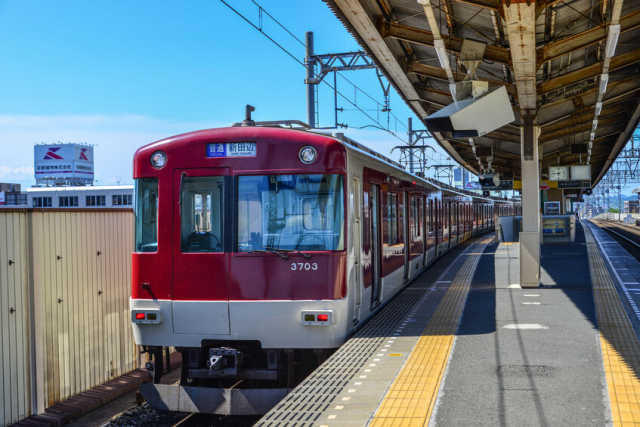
[[558, 180, 591, 189]]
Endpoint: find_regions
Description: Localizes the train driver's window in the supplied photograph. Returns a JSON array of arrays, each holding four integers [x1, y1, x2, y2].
[[135, 178, 159, 252], [237, 174, 344, 251], [180, 176, 224, 252]]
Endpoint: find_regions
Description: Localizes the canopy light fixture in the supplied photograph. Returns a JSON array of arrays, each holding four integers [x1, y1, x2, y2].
[[599, 74, 609, 94], [605, 24, 621, 57]]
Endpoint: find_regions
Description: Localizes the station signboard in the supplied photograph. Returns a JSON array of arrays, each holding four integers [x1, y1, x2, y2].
[[558, 180, 590, 189], [481, 180, 513, 190], [496, 180, 513, 190]]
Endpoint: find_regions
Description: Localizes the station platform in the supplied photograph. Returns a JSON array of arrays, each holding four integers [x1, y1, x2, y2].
[[258, 221, 640, 426]]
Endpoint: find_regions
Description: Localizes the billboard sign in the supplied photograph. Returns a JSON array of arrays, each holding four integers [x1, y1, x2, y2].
[[34, 144, 94, 184]]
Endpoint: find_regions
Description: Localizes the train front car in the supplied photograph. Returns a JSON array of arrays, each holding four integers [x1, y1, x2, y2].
[[130, 126, 349, 389]]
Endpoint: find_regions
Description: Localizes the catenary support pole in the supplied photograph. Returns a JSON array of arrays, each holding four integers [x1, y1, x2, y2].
[[408, 117, 414, 174], [305, 31, 316, 128]]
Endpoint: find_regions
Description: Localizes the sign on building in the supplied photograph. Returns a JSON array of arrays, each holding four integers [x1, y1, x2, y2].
[[34, 144, 95, 186]]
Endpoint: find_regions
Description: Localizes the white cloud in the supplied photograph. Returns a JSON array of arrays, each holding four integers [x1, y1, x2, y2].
[[0, 114, 228, 188], [0, 166, 34, 181], [0, 114, 455, 190]]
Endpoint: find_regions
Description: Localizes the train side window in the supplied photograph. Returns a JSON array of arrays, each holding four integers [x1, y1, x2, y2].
[[429, 199, 434, 233], [387, 192, 398, 244], [180, 176, 225, 253], [135, 178, 159, 252], [411, 197, 420, 238]]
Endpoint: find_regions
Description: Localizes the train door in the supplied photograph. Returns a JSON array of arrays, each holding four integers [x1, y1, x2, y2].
[[422, 195, 427, 267], [436, 199, 441, 257], [427, 198, 434, 262], [403, 192, 410, 282], [351, 177, 362, 324], [370, 184, 382, 307], [172, 168, 230, 335], [445, 201, 450, 250]]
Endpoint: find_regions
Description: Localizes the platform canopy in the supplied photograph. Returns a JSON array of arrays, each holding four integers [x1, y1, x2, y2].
[[324, 0, 640, 187]]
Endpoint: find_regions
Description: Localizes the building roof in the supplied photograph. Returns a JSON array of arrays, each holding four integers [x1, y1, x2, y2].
[[27, 185, 133, 193]]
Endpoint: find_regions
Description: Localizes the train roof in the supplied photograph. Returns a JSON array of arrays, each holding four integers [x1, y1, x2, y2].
[[242, 123, 516, 204], [139, 121, 517, 205]]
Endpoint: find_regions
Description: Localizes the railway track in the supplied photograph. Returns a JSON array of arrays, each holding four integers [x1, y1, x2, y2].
[[593, 219, 640, 262], [172, 413, 261, 427]]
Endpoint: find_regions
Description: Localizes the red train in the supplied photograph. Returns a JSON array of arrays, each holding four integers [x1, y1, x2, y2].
[[131, 114, 519, 400]]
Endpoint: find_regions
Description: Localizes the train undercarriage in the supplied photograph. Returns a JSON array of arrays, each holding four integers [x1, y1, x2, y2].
[[140, 342, 335, 415]]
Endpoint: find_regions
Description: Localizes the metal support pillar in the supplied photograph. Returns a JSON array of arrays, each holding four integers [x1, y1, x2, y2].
[[519, 116, 541, 288], [305, 31, 316, 129]]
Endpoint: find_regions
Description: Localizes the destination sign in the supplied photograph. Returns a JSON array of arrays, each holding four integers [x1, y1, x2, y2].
[[480, 180, 513, 190], [496, 180, 514, 190], [206, 142, 257, 158]]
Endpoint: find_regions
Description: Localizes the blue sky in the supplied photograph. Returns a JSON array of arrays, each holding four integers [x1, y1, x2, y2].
[[0, 0, 456, 188]]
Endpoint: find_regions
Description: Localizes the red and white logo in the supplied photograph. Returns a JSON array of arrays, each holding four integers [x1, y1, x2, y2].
[[79, 148, 89, 160], [44, 147, 63, 160]]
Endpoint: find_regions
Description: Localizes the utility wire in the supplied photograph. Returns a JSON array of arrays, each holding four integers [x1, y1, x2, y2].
[[221, 0, 411, 140], [222, 0, 454, 168], [250, 0, 306, 47], [336, 72, 408, 131], [220, 0, 409, 144]]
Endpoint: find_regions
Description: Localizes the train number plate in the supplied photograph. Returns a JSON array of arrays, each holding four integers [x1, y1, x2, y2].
[[206, 142, 256, 158]]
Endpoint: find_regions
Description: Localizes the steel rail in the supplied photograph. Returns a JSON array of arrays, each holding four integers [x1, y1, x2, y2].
[[596, 221, 640, 249]]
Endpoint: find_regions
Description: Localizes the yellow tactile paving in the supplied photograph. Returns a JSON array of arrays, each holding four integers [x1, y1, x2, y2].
[[585, 224, 640, 426], [369, 239, 487, 427]]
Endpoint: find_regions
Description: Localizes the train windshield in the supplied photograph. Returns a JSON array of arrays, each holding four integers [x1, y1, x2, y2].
[[237, 174, 344, 252], [134, 178, 159, 252]]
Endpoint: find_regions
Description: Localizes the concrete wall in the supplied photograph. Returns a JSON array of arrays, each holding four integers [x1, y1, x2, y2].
[[0, 209, 135, 426]]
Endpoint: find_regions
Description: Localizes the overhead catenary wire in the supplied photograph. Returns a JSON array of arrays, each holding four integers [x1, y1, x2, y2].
[[220, 0, 411, 142], [220, 0, 455, 169]]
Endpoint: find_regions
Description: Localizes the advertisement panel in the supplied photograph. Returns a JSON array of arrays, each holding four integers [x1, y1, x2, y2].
[[34, 144, 94, 183], [73, 145, 94, 179]]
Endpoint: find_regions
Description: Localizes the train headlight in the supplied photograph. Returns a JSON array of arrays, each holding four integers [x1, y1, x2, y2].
[[151, 151, 167, 169], [299, 146, 317, 164]]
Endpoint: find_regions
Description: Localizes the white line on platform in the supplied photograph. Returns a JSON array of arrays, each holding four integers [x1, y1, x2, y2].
[[524, 294, 540, 297], [503, 324, 549, 330], [522, 302, 541, 305]]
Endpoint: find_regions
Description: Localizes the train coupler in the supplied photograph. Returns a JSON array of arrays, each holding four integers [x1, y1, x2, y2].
[[206, 347, 242, 376]]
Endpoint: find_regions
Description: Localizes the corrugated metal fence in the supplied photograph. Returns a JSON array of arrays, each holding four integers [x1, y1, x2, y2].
[[0, 209, 136, 427]]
